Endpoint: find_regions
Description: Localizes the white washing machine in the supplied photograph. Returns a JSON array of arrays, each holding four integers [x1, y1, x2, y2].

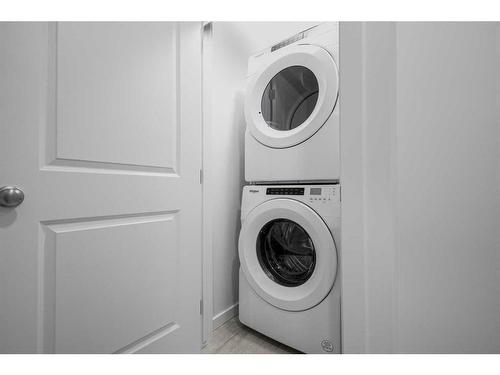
[[244, 23, 339, 183], [238, 184, 341, 353]]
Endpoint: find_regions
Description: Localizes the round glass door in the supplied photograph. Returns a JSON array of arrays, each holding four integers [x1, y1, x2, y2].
[[261, 66, 319, 131], [244, 44, 339, 149], [238, 198, 338, 311], [257, 218, 316, 287]]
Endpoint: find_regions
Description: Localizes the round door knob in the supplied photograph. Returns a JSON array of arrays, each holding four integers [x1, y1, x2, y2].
[[0, 186, 25, 208]]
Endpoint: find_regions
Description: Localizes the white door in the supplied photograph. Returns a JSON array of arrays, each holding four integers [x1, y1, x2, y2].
[[0, 22, 203, 353]]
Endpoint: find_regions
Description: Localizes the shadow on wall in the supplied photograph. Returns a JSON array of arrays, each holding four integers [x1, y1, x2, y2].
[[218, 23, 255, 62], [211, 87, 246, 315], [231, 91, 246, 302]]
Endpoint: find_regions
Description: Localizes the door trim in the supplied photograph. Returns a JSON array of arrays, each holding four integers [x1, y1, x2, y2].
[[201, 21, 214, 346]]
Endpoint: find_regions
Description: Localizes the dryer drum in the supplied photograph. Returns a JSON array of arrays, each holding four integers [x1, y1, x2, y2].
[[260, 66, 319, 131], [256, 218, 316, 287]]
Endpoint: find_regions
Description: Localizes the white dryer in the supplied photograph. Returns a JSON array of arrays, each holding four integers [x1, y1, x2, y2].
[[244, 23, 339, 183], [238, 184, 341, 353]]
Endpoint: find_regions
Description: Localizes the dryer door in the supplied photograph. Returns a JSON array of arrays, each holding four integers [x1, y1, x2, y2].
[[244, 44, 339, 149], [239, 198, 337, 311]]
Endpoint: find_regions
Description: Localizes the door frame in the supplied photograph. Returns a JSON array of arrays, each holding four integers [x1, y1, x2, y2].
[[339, 22, 399, 354], [201, 21, 214, 345]]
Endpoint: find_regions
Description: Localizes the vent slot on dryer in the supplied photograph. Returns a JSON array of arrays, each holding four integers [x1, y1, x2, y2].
[[270, 29, 311, 52]]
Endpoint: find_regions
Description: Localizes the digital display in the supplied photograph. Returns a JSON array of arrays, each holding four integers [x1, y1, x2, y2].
[[310, 188, 322, 195]]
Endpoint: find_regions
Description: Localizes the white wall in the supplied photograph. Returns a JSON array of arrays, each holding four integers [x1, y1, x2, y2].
[[341, 22, 500, 353], [208, 22, 318, 327], [396, 22, 500, 354]]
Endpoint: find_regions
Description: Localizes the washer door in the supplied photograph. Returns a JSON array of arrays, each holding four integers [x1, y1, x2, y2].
[[239, 199, 337, 311], [245, 44, 339, 149]]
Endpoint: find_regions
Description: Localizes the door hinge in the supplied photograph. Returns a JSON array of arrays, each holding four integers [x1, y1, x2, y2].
[[199, 169, 203, 184], [200, 300, 203, 315]]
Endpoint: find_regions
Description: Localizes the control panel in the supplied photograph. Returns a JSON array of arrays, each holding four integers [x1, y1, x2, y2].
[[244, 185, 340, 217], [266, 187, 305, 196], [307, 186, 338, 203], [263, 185, 339, 203]]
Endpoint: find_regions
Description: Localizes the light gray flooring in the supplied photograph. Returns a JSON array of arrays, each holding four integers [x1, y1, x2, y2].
[[202, 317, 301, 354]]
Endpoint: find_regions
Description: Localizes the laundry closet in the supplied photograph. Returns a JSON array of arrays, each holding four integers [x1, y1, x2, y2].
[[205, 21, 500, 354], [204, 22, 342, 354]]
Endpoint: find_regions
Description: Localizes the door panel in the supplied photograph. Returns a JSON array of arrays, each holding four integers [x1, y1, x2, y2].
[[49, 214, 178, 354], [55, 23, 178, 169], [0, 22, 202, 353]]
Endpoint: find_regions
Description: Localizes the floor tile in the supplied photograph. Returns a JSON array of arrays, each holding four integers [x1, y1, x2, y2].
[[203, 317, 300, 354]]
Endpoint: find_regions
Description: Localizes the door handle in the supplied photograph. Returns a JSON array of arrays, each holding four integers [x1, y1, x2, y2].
[[0, 186, 25, 208]]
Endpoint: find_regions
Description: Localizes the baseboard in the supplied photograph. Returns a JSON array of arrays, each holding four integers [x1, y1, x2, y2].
[[212, 303, 239, 330]]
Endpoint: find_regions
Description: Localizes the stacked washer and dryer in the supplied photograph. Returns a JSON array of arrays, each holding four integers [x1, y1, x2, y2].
[[238, 23, 341, 354]]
